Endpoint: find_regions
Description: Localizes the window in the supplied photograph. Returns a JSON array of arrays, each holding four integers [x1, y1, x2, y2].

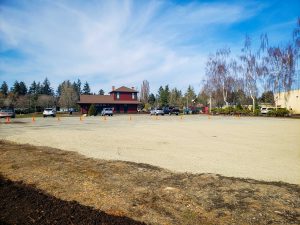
[[117, 92, 120, 99], [132, 93, 135, 99]]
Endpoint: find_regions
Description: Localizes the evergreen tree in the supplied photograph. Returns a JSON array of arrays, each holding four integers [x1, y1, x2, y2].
[[169, 88, 182, 107], [184, 85, 197, 106], [98, 89, 105, 95], [19, 81, 27, 95], [28, 81, 37, 94], [41, 78, 53, 95], [36, 82, 42, 94], [157, 85, 170, 107], [12, 81, 21, 95], [0, 81, 8, 95], [74, 79, 81, 95], [82, 81, 91, 95], [88, 104, 97, 116], [148, 93, 156, 106], [259, 91, 275, 104]]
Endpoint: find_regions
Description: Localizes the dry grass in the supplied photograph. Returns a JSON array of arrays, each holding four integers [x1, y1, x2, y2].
[[0, 140, 299, 224]]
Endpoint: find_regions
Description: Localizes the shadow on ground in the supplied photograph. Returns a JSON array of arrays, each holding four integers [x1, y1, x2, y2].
[[0, 175, 145, 225]]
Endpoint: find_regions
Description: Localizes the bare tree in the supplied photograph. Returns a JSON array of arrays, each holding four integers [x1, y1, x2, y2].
[[240, 35, 262, 112], [59, 82, 78, 111], [266, 44, 296, 108], [205, 48, 233, 107], [15, 95, 31, 112], [140, 80, 150, 103], [293, 18, 300, 64], [37, 95, 55, 109]]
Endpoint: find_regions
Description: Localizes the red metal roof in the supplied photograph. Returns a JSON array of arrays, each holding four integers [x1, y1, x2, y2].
[[78, 95, 140, 104], [78, 95, 114, 104], [110, 86, 138, 93]]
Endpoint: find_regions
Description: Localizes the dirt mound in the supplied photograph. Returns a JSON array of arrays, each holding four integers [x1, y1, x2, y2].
[[0, 175, 145, 225]]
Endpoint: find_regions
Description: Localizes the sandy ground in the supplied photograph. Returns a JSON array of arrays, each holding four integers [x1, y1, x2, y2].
[[0, 115, 299, 184]]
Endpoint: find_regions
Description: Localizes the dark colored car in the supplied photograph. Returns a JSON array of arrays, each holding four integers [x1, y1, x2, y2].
[[169, 107, 180, 115], [163, 107, 170, 114], [0, 108, 16, 118]]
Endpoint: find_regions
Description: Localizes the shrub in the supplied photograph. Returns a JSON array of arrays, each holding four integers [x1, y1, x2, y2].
[[251, 108, 261, 116], [88, 104, 97, 116], [275, 108, 289, 117], [267, 108, 289, 117]]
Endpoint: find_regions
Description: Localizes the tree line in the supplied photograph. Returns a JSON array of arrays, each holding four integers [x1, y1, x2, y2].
[[140, 18, 299, 112], [1, 18, 299, 113], [201, 18, 300, 112], [0, 78, 96, 113]]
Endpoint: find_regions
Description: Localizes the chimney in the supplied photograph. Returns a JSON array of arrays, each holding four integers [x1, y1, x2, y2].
[[112, 86, 115, 91], [131, 87, 134, 90]]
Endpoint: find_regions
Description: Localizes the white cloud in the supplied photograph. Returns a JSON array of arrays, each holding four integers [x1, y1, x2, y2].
[[0, 0, 261, 93]]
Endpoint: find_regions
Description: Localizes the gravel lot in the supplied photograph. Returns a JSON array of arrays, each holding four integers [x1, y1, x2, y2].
[[1, 115, 299, 184]]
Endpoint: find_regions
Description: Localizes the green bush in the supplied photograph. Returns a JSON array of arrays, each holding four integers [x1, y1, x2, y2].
[[275, 108, 289, 117], [267, 108, 289, 117], [267, 109, 276, 117], [88, 104, 97, 116], [251, 108, 261, 116]]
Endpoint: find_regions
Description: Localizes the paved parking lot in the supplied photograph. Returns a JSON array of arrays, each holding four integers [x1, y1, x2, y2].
[[1, 115, 299, 184]]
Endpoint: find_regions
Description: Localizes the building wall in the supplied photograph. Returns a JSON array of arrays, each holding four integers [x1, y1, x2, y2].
[[275, 89, 300, 114], [127, 104, 138, 113], [79, 103, 138, 114], [112, 92, 137, 101]]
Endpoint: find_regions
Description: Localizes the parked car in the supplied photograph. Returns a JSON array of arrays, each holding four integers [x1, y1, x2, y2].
[[183, 107, 192, 114], [101, 108, 113, 116], [43, 108, 56, 117], [150, 108, 164, 116], [261, 107, 275, 115], [163, 107, 170, 114], [169, 107, 180, 115], [0, 108, 15, 118]]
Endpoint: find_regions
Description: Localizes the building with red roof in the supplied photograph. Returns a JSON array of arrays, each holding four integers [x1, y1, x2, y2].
[[78, 86, 140, 114]]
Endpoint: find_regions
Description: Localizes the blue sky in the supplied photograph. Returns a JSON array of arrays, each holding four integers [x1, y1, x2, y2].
[[0, 0, 299, 93]]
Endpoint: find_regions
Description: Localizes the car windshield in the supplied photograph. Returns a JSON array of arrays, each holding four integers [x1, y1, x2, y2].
[[45, 108, 53, 111], [0, 109, 13, 112]]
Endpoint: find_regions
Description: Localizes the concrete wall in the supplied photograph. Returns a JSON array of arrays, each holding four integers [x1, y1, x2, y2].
[[275, 89, 300, 114]]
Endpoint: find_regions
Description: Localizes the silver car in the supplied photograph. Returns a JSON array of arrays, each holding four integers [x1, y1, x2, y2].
[[150, 108, 164, 116], [0, 108, 15, 118], [101, 108, 113, 116], [43, 108, 56, 117]]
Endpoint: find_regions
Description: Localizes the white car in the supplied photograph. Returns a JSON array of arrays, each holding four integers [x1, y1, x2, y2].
[[101, 108, 113, 116], [150, 108, 164, 116], [43, 108, 56, 117], [261, 107, 274, 115]]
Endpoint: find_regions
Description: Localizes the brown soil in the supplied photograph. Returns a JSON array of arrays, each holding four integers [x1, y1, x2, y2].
[[0, 175, 145, 225], [0, 140, 299, 224]]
